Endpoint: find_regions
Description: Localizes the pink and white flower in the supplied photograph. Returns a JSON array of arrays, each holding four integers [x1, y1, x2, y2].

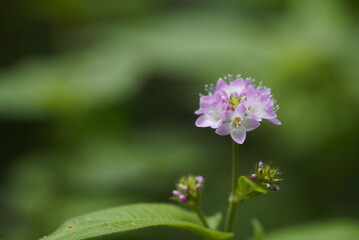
[[216, 104, 260, 144], [195, 74, 281, 144]]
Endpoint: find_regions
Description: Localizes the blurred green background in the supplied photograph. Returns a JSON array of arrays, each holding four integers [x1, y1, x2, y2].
[[0, 0, 358, 239]]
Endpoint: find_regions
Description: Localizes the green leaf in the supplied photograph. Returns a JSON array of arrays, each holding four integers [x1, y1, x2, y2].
[[41, 203, 233, 240], [237, 176, 267, 202], [251, 218, 264, 240]]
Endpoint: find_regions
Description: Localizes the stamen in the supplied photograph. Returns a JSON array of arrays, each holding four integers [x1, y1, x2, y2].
[[232, 117, 241, 128]]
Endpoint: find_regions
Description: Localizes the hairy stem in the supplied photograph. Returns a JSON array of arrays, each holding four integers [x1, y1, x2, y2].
[[194, 205, 210, 228], [224, 140, 239, 232]]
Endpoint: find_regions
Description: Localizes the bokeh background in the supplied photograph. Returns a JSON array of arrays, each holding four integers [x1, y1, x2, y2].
[[0, 0, 358, 239]]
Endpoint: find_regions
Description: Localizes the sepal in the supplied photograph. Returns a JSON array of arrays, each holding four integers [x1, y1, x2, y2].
[[236, 176, 267, 202]]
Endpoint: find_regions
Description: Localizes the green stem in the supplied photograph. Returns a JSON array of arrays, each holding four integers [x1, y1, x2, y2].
[[224, 140, 239, 232], [194, 205, 210, 228]]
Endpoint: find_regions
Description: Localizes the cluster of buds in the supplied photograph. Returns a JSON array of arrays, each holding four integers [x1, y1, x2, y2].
[[172, 176, 204, 208], [250, 161, 281, 191]]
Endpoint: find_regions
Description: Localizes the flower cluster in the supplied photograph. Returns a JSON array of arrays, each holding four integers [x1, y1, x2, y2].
[[172, 176, 204, 208], [250, 161, 281, 191], [195, 74, 281, 144]]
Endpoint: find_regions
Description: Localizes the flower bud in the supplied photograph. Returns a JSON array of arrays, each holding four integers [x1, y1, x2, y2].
[[250, 162, 282, 191], [272, 185, 280, 191], [181, 185, 189, 191], [250, 174, 257, 180], [196, 176, 204, 183], [171, 175, 205, 208], [179, 195, 187, 203], [172, 190, 180, 196]]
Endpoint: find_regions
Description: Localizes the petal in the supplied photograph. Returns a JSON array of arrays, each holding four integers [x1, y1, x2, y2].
[[215, 78, 228, 93], [210, 119, 222, 129], [195, 115, 211, 127], [246, 85, 258, 101], [221, 110, 234, 122], [243, 118, 260, 131], [231, 128, 246, 144], [247, 112, 261, 122], [215, 122, 232, 136], [194, 109, 203, 115], [195, 114, 222, 128], [234, 104, 246, 117], [231, 78, 245, 89], [261, 109, 277, 119], [269, 118, 282, 125], [244, 78, 254, 88]]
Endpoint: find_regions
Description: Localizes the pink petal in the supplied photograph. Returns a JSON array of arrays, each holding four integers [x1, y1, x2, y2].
[[243, 118, 260, 131], [246, 85, 258, 101], [260, 88, 271, 96], [215, 79, 228, 93], [269, 118, 282, 125], [231, 78, 245, 89], [210, 119, 222, 129], [221, 110, 234, 122], [194, 109, 203, 115], [261, 109, 277, 119], [215, 122, 232, 136], [247, 112, 261, 122], [231, 128, 246, 144], [195, 115, 211, 127], [234, 104, 246, 117]]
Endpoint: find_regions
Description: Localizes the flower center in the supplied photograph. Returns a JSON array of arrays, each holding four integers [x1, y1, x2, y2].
[[229, 96, 241, 110], [228, 95, 246, 110], [232, 117, 241, 128]]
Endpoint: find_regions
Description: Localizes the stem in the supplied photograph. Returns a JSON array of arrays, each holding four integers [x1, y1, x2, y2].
[[224, 140, 239, 232], [194, 205, 210, 228]]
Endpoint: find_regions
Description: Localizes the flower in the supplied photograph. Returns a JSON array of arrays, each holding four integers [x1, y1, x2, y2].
[[195, 93, 227, 129], [215, 104, 260, 144], [250, 161, 282, 191], [172, 175, 205, 208], [195, 74, 281, 144]]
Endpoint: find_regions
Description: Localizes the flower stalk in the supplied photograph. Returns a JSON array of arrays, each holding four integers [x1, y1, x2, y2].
[[224, 140, 239, 232], [194, 205, 210, 228]]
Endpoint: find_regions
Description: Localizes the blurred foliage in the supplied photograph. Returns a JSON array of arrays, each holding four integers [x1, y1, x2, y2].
[[0, 0, 358, 240], [265, 220, 359, 240]]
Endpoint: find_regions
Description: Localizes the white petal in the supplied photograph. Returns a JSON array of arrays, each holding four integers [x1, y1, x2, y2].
[[221, 110, 234, 122], [215, 122, 232, 136], [243, 118, 260, 131], [195, 115, 210, 127], [269, 118, 282, 125], [230, 128, 246, 144], [234, 104, 246, 117], [195, 115, 219, 128]]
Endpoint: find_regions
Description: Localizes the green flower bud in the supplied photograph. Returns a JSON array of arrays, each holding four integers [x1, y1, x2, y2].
[[250, 162, 282, 190], [171, 175, 204, 208]]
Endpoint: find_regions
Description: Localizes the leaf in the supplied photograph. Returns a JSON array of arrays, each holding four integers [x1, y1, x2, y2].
[[41, 203, 233, 240], [237, 176, 267, 202], [251, 218, 264, 240]]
